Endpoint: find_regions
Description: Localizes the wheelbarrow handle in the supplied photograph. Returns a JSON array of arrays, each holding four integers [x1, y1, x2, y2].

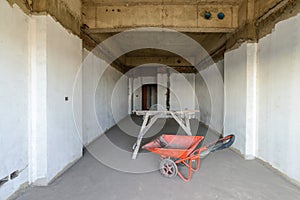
[[210, 134, 235, 152], [197, 134, 235, 158]]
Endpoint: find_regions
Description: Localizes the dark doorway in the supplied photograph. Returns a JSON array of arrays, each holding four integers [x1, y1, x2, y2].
[[142, 84, 157, 110]]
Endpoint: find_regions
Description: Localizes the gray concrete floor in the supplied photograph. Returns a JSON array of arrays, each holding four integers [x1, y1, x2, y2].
[[16, 116, 300, 200]]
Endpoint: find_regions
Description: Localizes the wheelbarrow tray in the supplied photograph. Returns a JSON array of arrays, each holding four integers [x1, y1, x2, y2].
[[142, 134, 235, 182], [142, 134, 204, 159]]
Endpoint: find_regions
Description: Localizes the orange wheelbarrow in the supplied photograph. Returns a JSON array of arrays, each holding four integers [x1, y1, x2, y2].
[[142, 134, 235, 182]]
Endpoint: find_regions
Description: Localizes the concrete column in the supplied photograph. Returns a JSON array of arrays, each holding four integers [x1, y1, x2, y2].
[[128, 77, 133, 114], [28, 16, 48, 185], [245, 43, 257, 159], [28, 15, 83, 185], [157, 73, 168, 111], [224, 42, 257, 159], [133, 76, 142, 110]]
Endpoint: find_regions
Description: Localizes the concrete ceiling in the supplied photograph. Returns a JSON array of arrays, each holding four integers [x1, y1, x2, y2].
[[8, 0, 297, 73], [83, 0, 243, 5], [82, 0, 264, 71]]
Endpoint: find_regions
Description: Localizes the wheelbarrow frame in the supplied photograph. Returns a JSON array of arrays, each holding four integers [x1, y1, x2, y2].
[[172, 147, 202, 182], [143, 134, 235, 182]]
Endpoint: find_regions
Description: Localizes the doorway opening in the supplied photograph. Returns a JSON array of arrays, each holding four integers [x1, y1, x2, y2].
[[142, 84, 157, 110]]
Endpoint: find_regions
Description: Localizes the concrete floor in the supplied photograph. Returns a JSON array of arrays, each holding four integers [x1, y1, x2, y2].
[[16, 116, 300, 200]]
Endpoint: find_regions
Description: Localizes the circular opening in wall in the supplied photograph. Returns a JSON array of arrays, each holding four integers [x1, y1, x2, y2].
[[117, 9, 121, 12], [177, 59, 181, 64], [112, 9, 115, 12], [218, 12, 225, 20], [204, 11, 211, 20]]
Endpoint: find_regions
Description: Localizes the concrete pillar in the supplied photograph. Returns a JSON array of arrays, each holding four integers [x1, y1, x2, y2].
[[224, 42, 257, 159], [28, 15, 83, 185], [157, 73, 168, 111], [28, 16, 48, 185], [245, 43, 257, 160], [128, 77, 133, 114], [133, 76, 142, 110]]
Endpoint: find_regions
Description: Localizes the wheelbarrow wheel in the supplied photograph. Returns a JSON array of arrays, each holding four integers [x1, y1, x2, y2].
[[159, 158, 178, 178]]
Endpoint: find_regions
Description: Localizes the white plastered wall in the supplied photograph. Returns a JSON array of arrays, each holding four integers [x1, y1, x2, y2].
[[130, 73, 196, 112], [131, 76, 157, 111], [157, 73, 168, 111], [45, 16, 83, 182], [28, 15, 83, 185], [195, 60, 224, 133], [257, 13, 300, 183], [83, 49, 129, 145], [0, 2, 30, 199], [170, 73, 195, 111], [224, 13, 300, 183], [0, 2, 83, 198], [224, 43, 247, 155], [224, 42, 257, 157]]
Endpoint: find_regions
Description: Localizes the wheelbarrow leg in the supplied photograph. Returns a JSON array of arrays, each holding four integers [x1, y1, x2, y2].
[[177, 159, 195, 182]]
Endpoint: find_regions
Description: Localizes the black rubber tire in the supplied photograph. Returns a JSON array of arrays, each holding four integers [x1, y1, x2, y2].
[[159, 158, 178, 178]]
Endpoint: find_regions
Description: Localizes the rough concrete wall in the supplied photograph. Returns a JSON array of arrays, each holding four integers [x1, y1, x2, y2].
[[257, 13, 300, 183], [83, 49, 128, 145], [83, 3, 239, 32], [60, 0, 81, 18], [7, 0, 82, 36], [46, 16, 83, 181], [195, 60, 224, 133], [0, 2, 30, 199], [224, 43, 247, 154]]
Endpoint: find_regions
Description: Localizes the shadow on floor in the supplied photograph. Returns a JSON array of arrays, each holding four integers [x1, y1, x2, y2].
[[105, 115, 219, 153]]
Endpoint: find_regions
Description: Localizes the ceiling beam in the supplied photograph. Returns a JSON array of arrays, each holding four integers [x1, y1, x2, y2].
[[126, 66, 197, 73], [83, 0, 243, 7], [125, 56, 194, 67], [83, 4, 239, 33], [81, 29, 127, 73], [225, 0, 298, 51], [85, 27, 237, 33], [256, 0, 299, 38]]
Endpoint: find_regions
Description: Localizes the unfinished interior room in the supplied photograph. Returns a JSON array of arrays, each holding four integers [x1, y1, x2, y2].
[[1, 0, 300, 199]]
